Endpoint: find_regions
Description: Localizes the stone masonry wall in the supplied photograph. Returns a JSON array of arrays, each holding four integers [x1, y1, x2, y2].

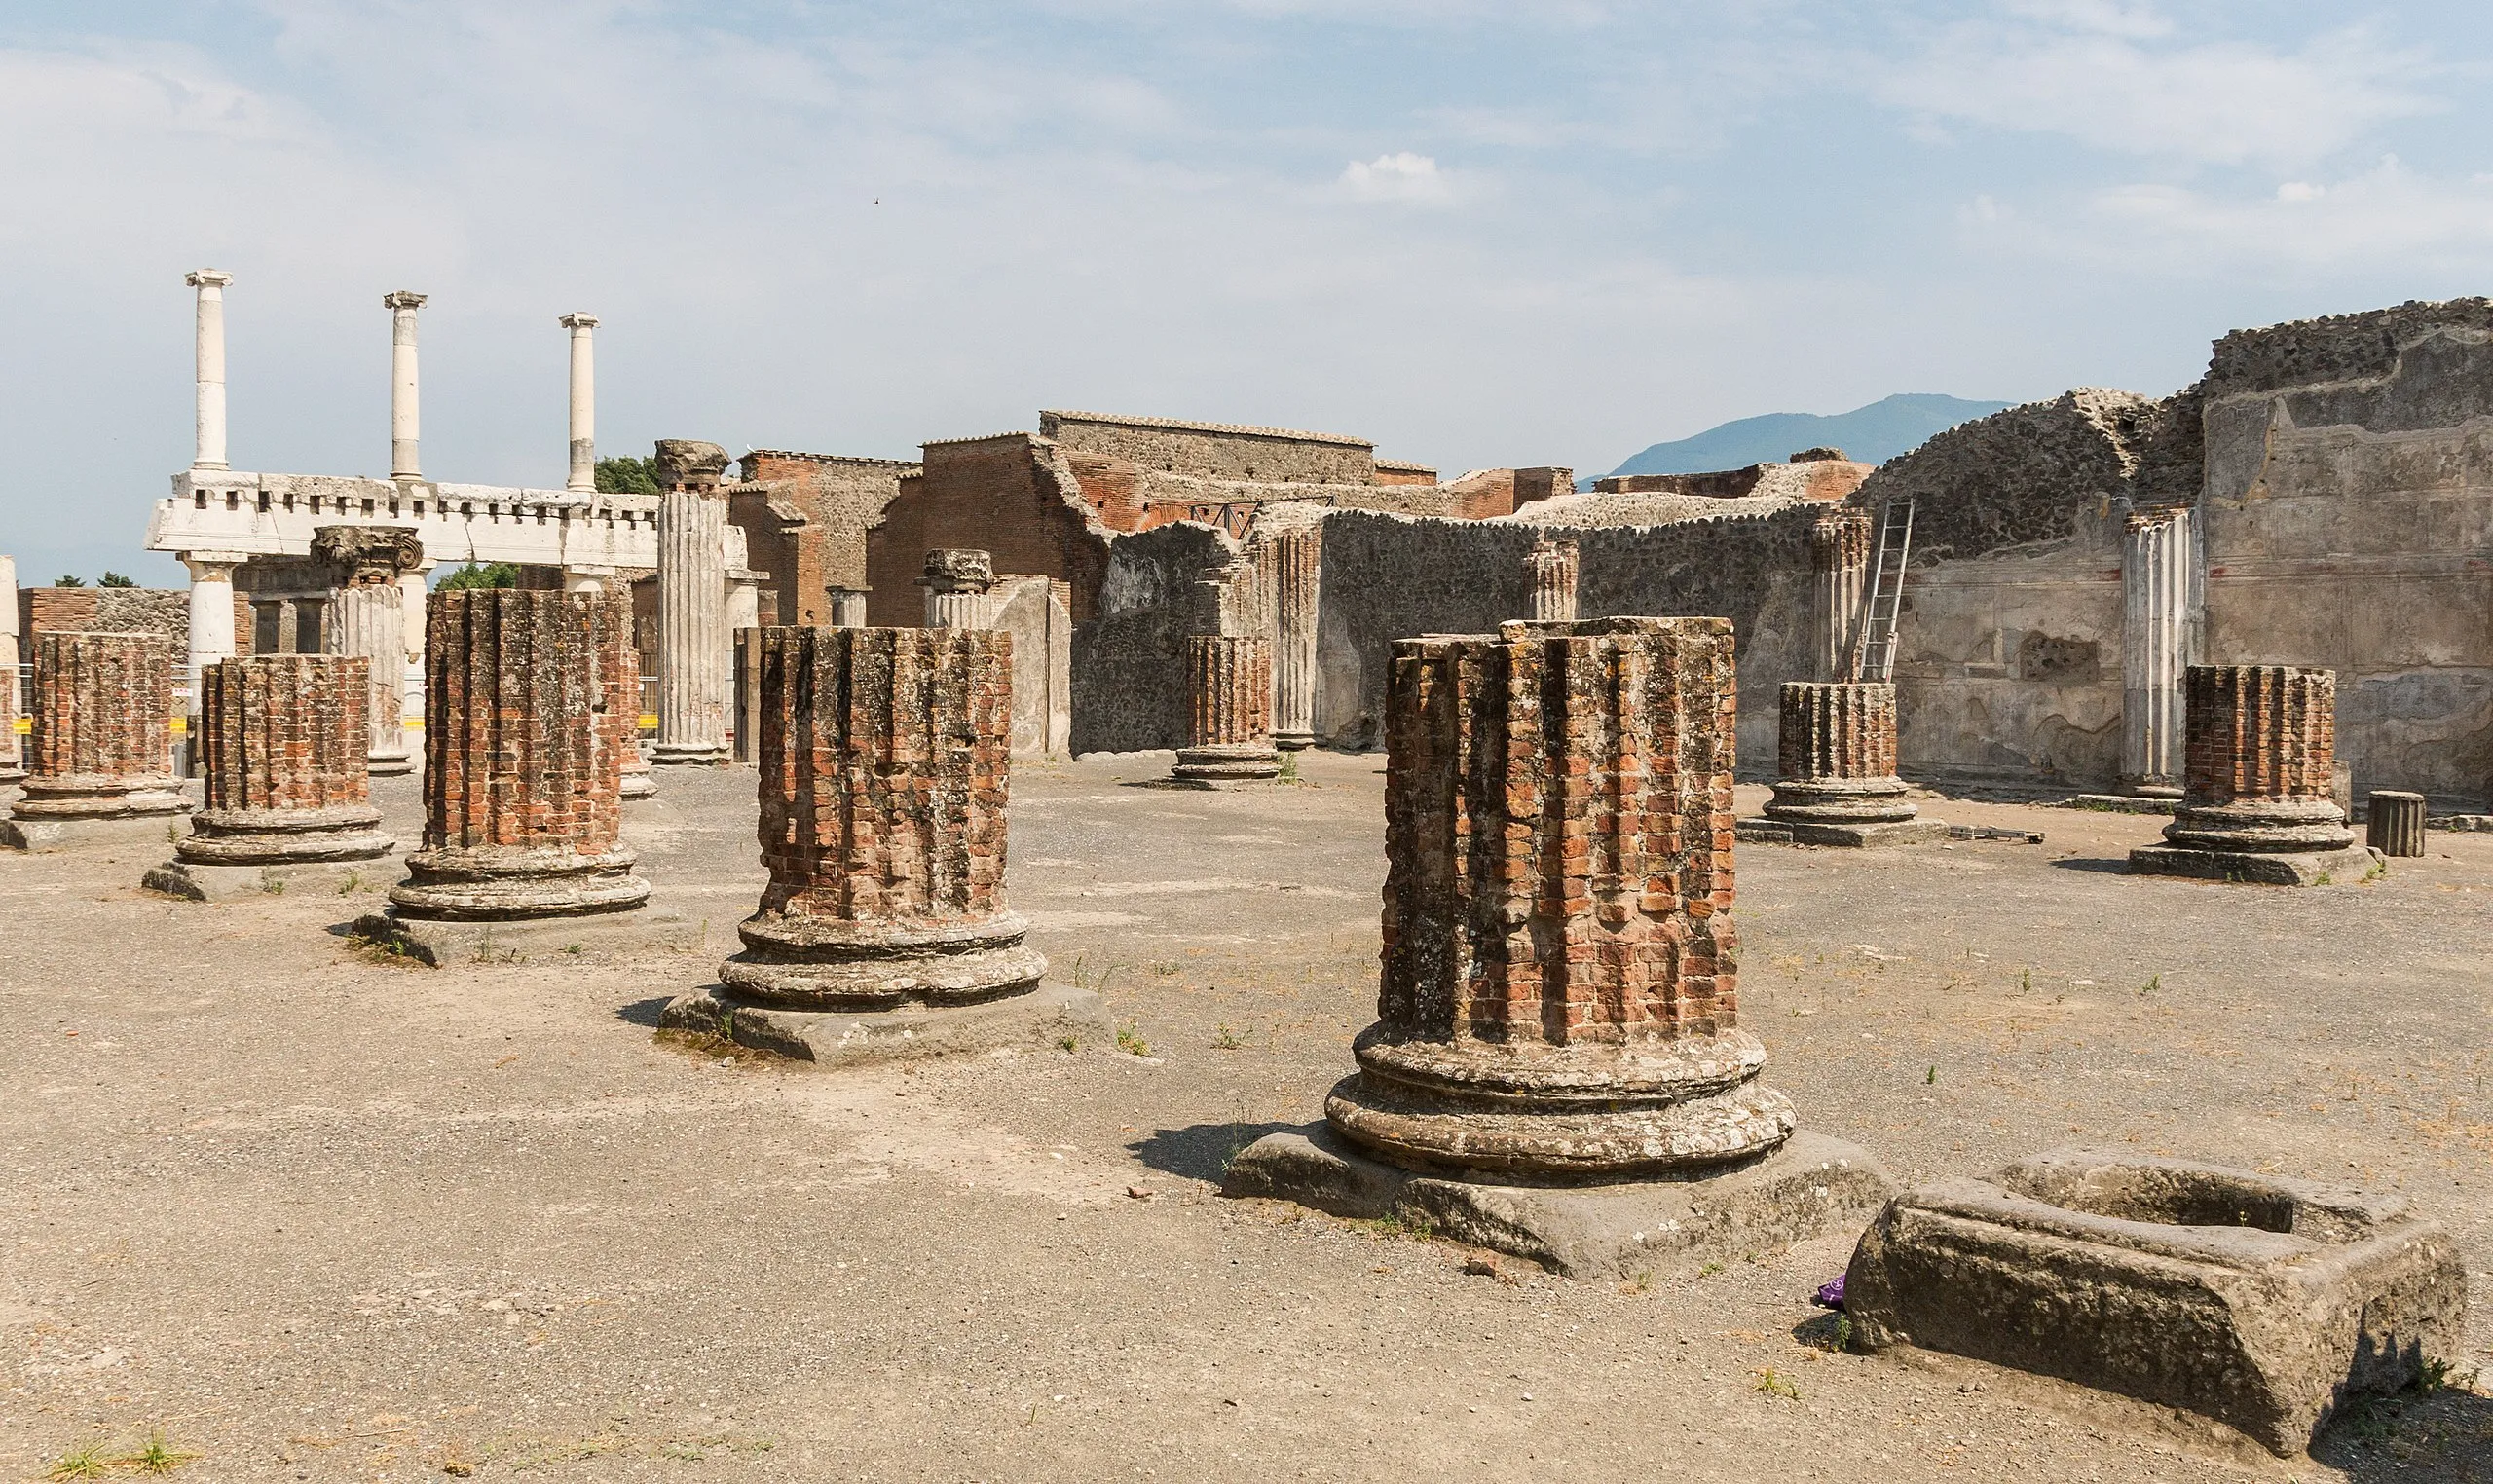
[[1069, 522, 1232, 755], [1040, 410, 1375, 485]]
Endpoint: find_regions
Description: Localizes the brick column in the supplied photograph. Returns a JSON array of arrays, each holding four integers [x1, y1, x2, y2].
[[1321, 617, 1795, 1176], [1268, 524, 1320, 750], [1172, 636, 1279, 785], [316, 526, 423, 776], [920, 549, 998, 629], [1810, 509, 1871, 682], [1524, 537, 1579, 622], [2120, 506, 2192, 797], [147, 657, 394, 892], [0, 554, 20, 783], [2130, 665, 2370, 885], [3, 632, 190, 847], [388, 589, 647, 918], [1753, 683, 1940, 847], [653, 438, 731, 764]]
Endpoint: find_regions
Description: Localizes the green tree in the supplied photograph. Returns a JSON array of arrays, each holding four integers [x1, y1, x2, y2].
[[436, 562, 521, 590], [97, 572, 138, 588], [52, 575, 85, 587], [595, 456, 662, 496]]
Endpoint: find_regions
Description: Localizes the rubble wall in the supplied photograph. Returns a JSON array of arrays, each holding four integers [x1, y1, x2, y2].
[[1069, 522, 1231, 755]]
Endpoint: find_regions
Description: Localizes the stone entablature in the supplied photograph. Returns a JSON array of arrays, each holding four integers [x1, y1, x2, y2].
[[146, 469, 658, 572]]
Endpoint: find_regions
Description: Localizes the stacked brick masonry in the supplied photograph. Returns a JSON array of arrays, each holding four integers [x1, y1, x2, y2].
[[199, 655, 372, 812], [28, 632, 177, 785], [2183, 666, 2336, 806], [1186, 637, 1273, 749], [1776, 683, 1901, 783], [424, 590, 634, 857]]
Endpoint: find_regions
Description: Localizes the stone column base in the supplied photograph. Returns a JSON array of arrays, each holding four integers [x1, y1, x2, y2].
[[1272, 730, 1316, 752], [649, 744, 729, 767], [1223, 1125, 1892, 1280], [350, 899, 705, 967], [2126, 843, 2382, 887], [1737, 816, 1950, 847], [387, 845, 652, 918], [1170, 742, 1281, 787], [367, 749, 416, 778], [145, 855, 398, 903], [659, 981, 1110, 1067], [2, 809, 191, 853], [175, 806, 395, 866]]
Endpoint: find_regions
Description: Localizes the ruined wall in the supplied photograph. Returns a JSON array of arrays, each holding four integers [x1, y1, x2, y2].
[[2195, 306, 2493, 806], [732, 450, 915, 625], [1040, 410, 1376, 485], [1069, 522, 1232, 755], [865, 436, 1113, 628], [1594, 459, 1871, 504], [19, 587, 190, 648]]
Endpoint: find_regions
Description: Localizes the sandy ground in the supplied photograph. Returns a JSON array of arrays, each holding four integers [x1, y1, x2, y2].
[[1, 751, 2487, 1483]]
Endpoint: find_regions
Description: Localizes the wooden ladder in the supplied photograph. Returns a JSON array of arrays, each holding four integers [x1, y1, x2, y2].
[[1850, 498, 1915, 683]]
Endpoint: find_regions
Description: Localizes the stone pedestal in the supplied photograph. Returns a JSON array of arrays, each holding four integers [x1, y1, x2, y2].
[[2129, 666, 2378, 886], [359, 590, 653, 961], [2366, 791, 2425, 858], [1523, 537, 1579, 622], [1269, 525, 1320, 750], [652, 439, 732, 765], [1810, 510, 1870, 682], [2, 632, 191, 851], [1228, 617, 1888, 1273], [144, 655, 394, 900], [1171, 636, 1279, 786], [2119, 506, 2192, 798], [661, 627, 1104, 1063], [1738, 682, 1944, 846], [316, 526, 423, 777]]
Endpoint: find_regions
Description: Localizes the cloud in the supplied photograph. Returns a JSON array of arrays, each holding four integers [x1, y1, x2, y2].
[[1339, 151, 1454, 204]]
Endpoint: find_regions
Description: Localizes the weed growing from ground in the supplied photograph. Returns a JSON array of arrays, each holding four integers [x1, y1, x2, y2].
[[1115, 1021, 1151, 1057], [46, 1439, 109, 1481], [124, 1428, 197, 1474], [1752, 1368, 1802, 1400], [1212, 1023, 1245, 1050], [1057, 1035, 1078, 1053]]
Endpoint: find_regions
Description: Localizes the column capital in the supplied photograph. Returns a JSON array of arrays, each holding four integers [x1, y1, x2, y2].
[[559, 312, 600, 330], [383, 290, 428, 312], [181, 550, 253, 579], [186, 269, 235, 290]]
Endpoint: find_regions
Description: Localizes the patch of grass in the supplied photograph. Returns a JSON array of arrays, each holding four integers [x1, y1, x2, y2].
[[259, 871, 284, 895], [1276, 751, 1299, 782], [1924, 1065, 1936, 1085], [2315, 871, 2334, 886], [2140, 974, 2161, 995], [347, 931, 425, 968], [2018, 968, 2032, 993], [1752, 1367, 1802, 1401], [1211, 1023, 1245, 1050], [1114, 1021, 1151, 1057], [1697, 1260, 1725, 1278], [564, 943, 584, 956], [1057, 1035, 1079, 1054], [121, 1428, 198, 1475], [337, 871, 360, 894], [1150, 960, 1181, 978], [47, 1439, 110, 1481], [1355, 1211, 1433, 1241]]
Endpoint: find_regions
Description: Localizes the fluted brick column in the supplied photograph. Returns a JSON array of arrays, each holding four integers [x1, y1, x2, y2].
[[1269, 525, 1320, 750], [1811, 509, 1871, 682], [1524, 538, 1579, 622], [316, 526, 422, 776], [1767, 683, 1916, 824], [709, 626, 1043, 1009], [2131, 666, 2371, 885], [2121, 506, 2192, 797], [160, 655, 393, 872], [388, 589, 647, 918], [6, 633, 189, 835], [1320, 616, 1795, 1177], [1172, 636, 1279, 785], [653, 438, 731, 764], [0, 557, 20, 783]]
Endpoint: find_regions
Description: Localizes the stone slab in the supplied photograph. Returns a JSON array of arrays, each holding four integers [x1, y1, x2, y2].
[[1843, 1150, 2469, 1457], [1735, 816, 1949, 848], [1222, 1125, 1892, 1279], [2062, 794, 2180, 815], [2429, 814, 2493, 833], [144, 855, 398, 903], [658, 982, 1111, 1067], [1, 811, 191, 854], [350, 901, 711, 966], [2126, 843, 2382, 887]]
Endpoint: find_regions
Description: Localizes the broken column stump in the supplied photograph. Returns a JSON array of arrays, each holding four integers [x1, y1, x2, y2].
[[1523, 537, 1579, 622], [2366, 791, 2426, 858], [1169, 635, 1280, 786], [357, 590, 671, 963], [1738, 681, 1944, 846], [1225, 617, 1891, 1277], [662, 627, 1107, 1065], [144, 655, 395, 900], [2128, 666, 2380, 886], [1, 632, 191, 852], [1844, 1150, 2467, 1457]]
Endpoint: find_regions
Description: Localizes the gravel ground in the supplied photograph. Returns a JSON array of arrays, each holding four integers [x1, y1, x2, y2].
[[1, 751, 2487, 1483]]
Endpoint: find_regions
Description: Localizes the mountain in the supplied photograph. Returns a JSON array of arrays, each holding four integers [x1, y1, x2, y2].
[[1602, 393, 2015, 479]]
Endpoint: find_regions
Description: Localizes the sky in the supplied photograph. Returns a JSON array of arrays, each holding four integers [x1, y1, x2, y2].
[[3, 0, 2490, 587]]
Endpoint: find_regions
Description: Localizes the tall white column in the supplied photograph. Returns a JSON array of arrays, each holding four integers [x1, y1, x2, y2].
[[560, 313, 598, 493], [653, 439, 731, 764], [0, 553, 21, 780], [2120, 506, 2194, 797], [186, 270, 235, 471], [1268, 525, 1319, 750], [181, 550, 247, 776], [385, 291, 427, 481]]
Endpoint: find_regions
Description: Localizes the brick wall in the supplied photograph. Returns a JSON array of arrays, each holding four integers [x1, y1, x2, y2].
[[28, 631, 176, 782], [424, 590, 633, 855], [1040, 410, 1376, 485], [865, 437, 1112, 629]]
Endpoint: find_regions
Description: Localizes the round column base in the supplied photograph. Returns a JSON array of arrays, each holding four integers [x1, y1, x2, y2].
[[2163, 798, 2355, 854], [1764, 775, 1917, 824], [11, 774, 192, 821], [1172, 742, 1281, 784], [650, 743, 730, 767], [722, 909, 1047, 1011], [1273, 730, 1317, 752], [388, 845, 651, 919], [367, 751, 416, 778], [177, 805, 395, 865]]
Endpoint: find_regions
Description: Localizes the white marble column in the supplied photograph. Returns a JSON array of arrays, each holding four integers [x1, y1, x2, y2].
[[1524, 538, 1579, 622], [331, 581, 411, 775], [561, 313, 598, 493], [653, 439, 731, 764], [186, 270, 234, 471], [827, 589, 868, 627], [1268, 525, 1319, 750], [0, 553, 21, 781], [1810, 510, 1871, 682], [2120, 505, 2193, 798], [385, 291, 427, 481], [180, 550, 247, 778]]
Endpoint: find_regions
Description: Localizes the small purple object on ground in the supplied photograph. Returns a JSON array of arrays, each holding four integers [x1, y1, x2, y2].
[[1812, 1276, 1846, 1310]]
